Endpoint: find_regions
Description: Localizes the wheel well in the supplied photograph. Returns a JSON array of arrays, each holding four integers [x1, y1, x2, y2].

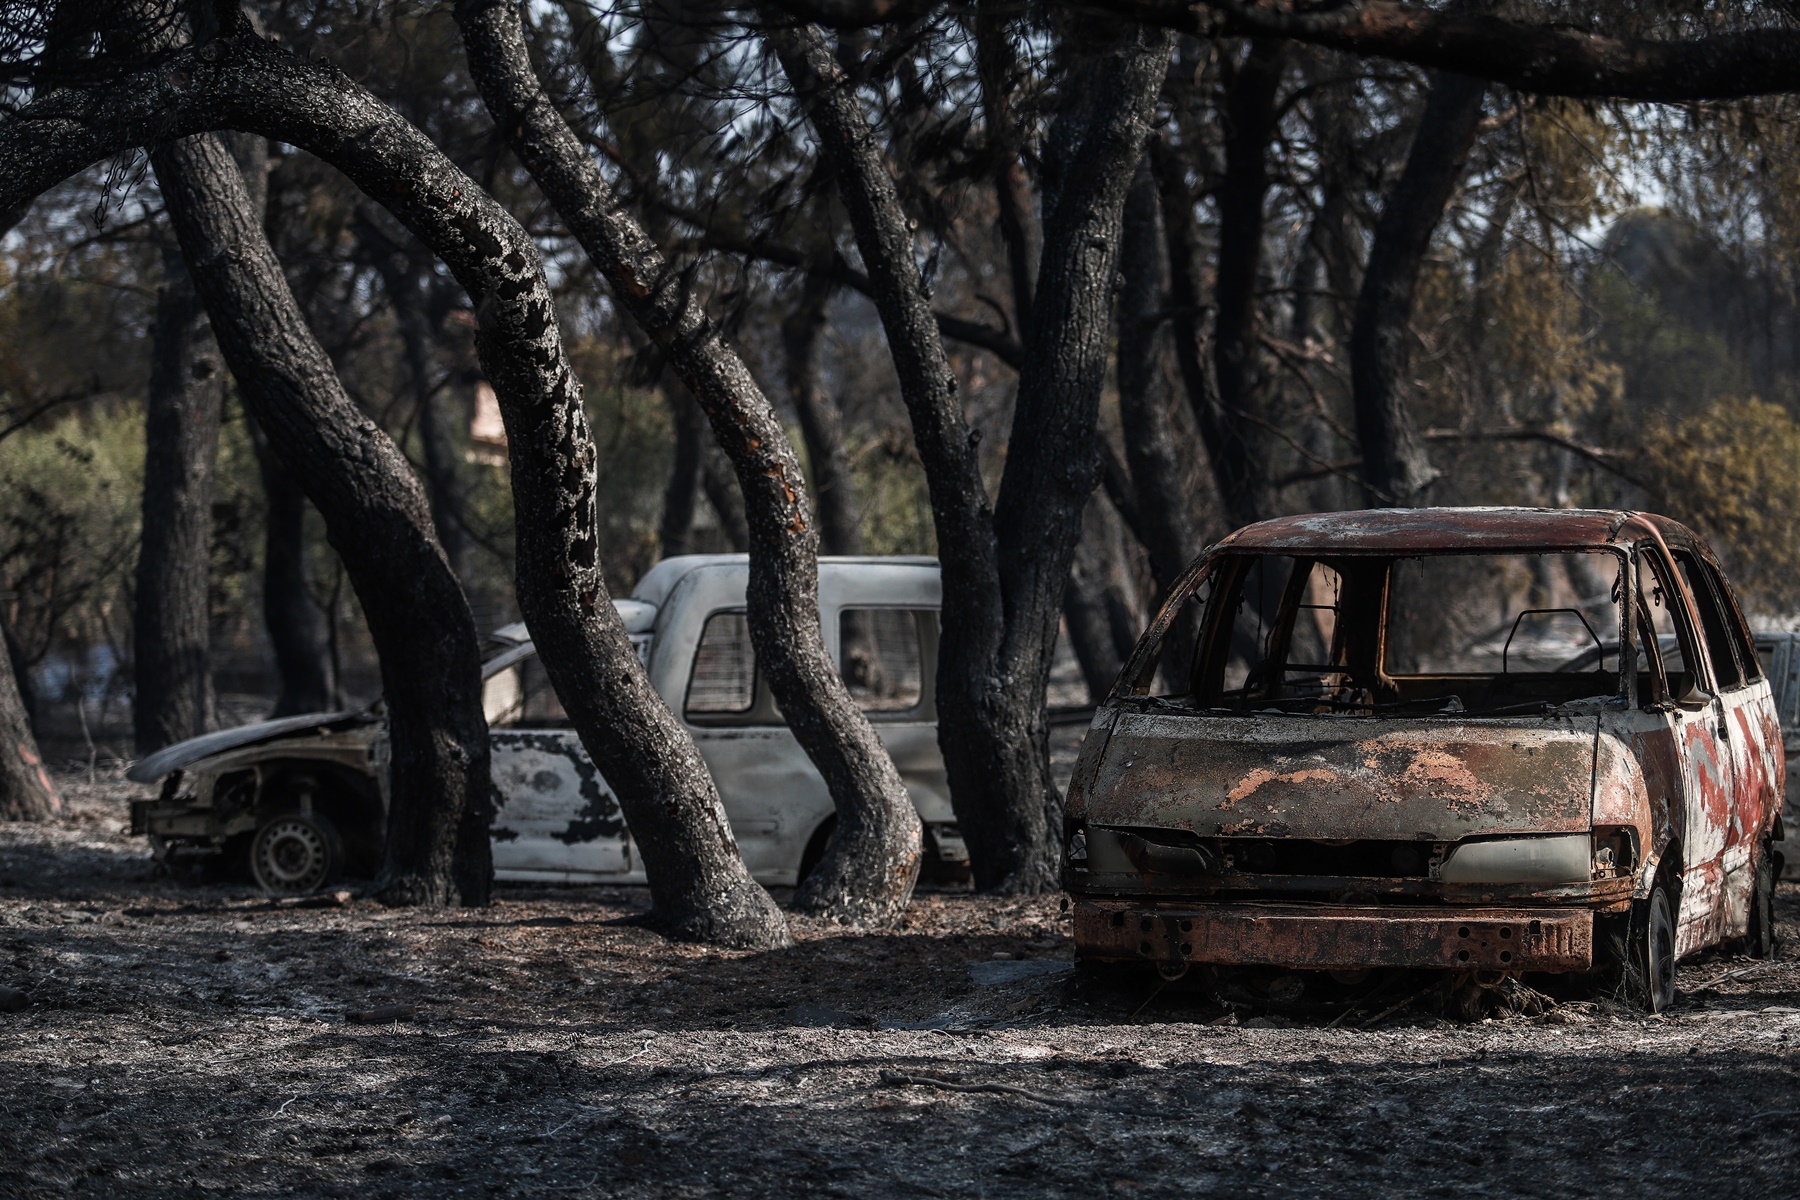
[[257, 762, 384, 876]]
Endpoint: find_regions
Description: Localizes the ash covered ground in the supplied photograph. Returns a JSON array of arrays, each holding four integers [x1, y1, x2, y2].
[[3, 768, 1799, 1198]]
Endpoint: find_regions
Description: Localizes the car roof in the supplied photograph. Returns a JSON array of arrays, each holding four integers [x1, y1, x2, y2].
[[1217, 507, 1704, 555]]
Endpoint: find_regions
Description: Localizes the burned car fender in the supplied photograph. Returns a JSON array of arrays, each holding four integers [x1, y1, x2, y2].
[[1591, 727, 1665, 900]]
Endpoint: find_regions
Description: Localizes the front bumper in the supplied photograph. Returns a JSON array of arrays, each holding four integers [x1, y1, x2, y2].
[[1073, 899, 1593, 972]]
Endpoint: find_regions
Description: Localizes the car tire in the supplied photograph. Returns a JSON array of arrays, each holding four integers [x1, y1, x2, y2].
[[250, 811, 344, 896], [1627, 877, 1679, 1013], [1747, 842, 1778, 960], [797, 818, 835, 885]]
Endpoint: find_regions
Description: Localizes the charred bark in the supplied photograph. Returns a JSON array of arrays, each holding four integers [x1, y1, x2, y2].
[[1062, 494, 1142, 702], [250, 426, 336, 716], [152, 131, 491, 907], [0, 18, 788, 945], [133, 240, 224, 754], [974, 0, 1038, 333], [0, 632, 57, 821], [1117, 161, 1201, 683], [774, 16, 1171, 889], [1110, 0, 1800, 101], [456, 0, 918, 927], [1207, 40, 1289, 528], [782, 277, 863, 557], [1350, 71, 1485, 508]]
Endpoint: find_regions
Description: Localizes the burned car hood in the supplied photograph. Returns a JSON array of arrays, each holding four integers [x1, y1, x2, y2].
[[1083, 708, 1601, 841], [126, 710, 370, 783]]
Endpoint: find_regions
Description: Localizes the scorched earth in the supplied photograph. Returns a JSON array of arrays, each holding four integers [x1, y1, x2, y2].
[[2, 768, 1798, 1198]]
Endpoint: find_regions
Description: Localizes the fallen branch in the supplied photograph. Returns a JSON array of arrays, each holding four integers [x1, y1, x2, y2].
[[1694, 961, 1795, 991]]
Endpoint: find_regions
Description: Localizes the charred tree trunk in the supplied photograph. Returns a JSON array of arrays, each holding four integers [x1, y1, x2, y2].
[[1207, 40, 1290, 528], [250, 426, 337, 716], [774, 16, 1171, 890], [0, 632, 57, 821], [153, 131, 492, 907], [1117, 161, 1202, 682], [134, 241, 224, 753], [782, 277, 863, 557], [0, 20, 789, 945], [456, 0, 918, 926], [975, 0, 1038, 333], [1350, 71, 1486, 507]]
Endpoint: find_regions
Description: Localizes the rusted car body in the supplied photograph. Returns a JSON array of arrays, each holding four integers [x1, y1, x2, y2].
[[1063, 508, 1785, 1010]]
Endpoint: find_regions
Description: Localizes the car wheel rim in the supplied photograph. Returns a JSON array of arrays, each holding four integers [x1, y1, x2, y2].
[[255, 819, 328, 893]]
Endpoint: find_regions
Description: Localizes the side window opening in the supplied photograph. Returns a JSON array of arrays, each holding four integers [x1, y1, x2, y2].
[[840, 609, 925, 713], [686, 610, 756, 716], [1638, 554, 1699, 703], [1674, 551, 1754, 688]]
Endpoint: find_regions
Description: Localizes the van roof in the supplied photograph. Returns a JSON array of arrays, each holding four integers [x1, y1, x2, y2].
[[1219, 507, 1703, 555]]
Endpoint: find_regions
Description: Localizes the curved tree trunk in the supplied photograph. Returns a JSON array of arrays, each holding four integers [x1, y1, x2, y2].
[[773, 16, 1171, 890], [152, 131, 493, 907], [0, 18, 788, 946], [456, 0, 920, 926], [0, 641, 57, 821], [1351, 71, 1486, 507], [782, 277, 864, 557], [134, 241, 224, 754]]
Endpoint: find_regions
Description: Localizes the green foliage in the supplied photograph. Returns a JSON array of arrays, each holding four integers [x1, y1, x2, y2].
[[0, 408, 144, 665], [1640, 396, 1800, 611]]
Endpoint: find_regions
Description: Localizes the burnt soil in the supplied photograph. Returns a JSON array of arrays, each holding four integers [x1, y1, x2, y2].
[[4, 768, 1799, 1198]]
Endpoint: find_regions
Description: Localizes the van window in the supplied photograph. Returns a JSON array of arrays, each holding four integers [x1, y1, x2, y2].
[[686, 611, 756, 715], [1674, 554, 1742, 688], [841, 609, 924, 712], [1639, 554, 1698, 702]]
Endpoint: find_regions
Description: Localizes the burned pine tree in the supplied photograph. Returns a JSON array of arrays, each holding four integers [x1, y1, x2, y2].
[[133, 244, 224, 754], [770, 13, 1173, 890], [455, 0, 923, 927]]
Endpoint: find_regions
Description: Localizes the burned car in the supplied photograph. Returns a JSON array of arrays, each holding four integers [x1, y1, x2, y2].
[[1064, 508, 1784, 1012], [128, 554, 962, 894]]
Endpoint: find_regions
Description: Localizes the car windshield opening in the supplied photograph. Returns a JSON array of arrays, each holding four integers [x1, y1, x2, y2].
[[1128, 549, 1625, 716]]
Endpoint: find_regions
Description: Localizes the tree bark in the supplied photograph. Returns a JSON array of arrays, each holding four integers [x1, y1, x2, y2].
[[782, 276, 863, 557], [0, 19, 790, 945], [1106, 0, 1800, 101], [974, 0, 1038, 333], [152, 131, 492, 907], [250, 424, 337, 716], [134, 239, 224, 754], [1117, 159, 1201, 685], [1207, 40, 1289, 528], [0, 629, 57, 821], [456, 0, 919, 927], [1350, 71, 1485, 508], [773, 16, 1171, 890], [1151, 131, 1261, 533]]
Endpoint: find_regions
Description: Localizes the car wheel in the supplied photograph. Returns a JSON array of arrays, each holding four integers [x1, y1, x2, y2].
[[1747, 842, 1777, 960], [797, 818, 836, 885], [1627, 879, 1678, 1013], [250, 811, 344, 896]]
